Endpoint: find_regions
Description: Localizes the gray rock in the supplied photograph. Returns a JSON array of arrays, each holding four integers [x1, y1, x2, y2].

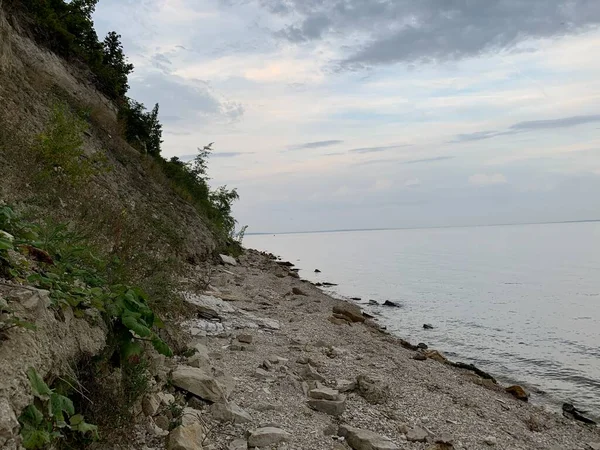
[[300, 364, 326, 382], [332, 303, 365, 323], [0, 398, 18, 447], [247, 427, 291, 447], [181, 407, 203, 427], [228, 438, 248, 450], [142, 393, 161, 417], [338, 424, 399, 450], [357, 374, 389, 404], [154, 415, 170, 431], [587, 444, 600, 450], [187, 343, 211, 369], [237, 334, 253, 344], [406, 426, 428, 443], [168, 422, 204, 450], [336, 379, 357, 393], [210, 402, 252, 424], [307, 395, 346, 416], [220, 254, 237, 266], [254, 368, 270, 379], [413, 353, 427, 361], [309, 387, 340, 400], [484, 436, 497, 446], [171, 365, 233, 403]]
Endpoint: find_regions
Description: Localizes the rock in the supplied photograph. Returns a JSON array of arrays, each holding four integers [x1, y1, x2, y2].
[[228, 438, 248, 450], [237, 334, 253, 344], [587, 443, 600, 450], [219, 254, 237, 266], [309, 387, 340, 400], [154, 415, 170, 431], [168, 422, 204, 450], [315, 269, 321, 273], [262, 359, 273, 371], [563, 403, 597, 424], [323, 423, 338, 436], [142, 393, 161, 417], [181, 407, 203, 427], [369, 300, 379, 306], [382, 300, 401, 308], [300, 364, 326, 382], [406, 426, 428, 442], [0, 397, 18, 447], [350, 297, 361, 301], [292, 287, 307, 296], [357, 374, 389, 404], [158, 392, 176, 407], [230, 344, 256, 352], [413, 353, 427, 361], [417, 343, 428, 350], [187, 343, 211, 369], [247, 427, 291, 447], [423, 324, 434, 330], [332, 303, 365, 323], [338, 424, 399, 450], [435, 434, 454, 445], [329, 316, 350, 326], [483, 436, 497, 446], [424, 350, 448, 363], [505, 385, 529, 402], [254, 368, 271, 379], [171, 365, 233, 403], [336, 379, 357, 393], [210, 402, 251, 423], [307, 396, 346, 416]]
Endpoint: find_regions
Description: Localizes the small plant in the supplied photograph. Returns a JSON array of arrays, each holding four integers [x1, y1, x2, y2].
[[19, 367, 98, 449]]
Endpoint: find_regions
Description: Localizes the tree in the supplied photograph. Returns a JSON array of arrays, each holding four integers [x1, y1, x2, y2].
[[146, 104, 162, 157], [100, 32, 134, 98]]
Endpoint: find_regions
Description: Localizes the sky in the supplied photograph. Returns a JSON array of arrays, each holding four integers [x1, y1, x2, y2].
[[93, 0, 600, 233]]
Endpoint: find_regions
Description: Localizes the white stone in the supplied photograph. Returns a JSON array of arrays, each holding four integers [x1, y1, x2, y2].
[[168, 422, 204, 450], [171, 365, 233, 403], [338, 425, 399, 450], [247, 427, 291, 448], [219, 254, 237, 266], [210, 402, 252, 424]]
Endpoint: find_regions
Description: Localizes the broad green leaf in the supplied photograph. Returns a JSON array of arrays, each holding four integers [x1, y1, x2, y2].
[[0, 238, 12, 250], [153, 314, 165, 329], [26, 368, 52, 399], [72, 420, 99, 439], [20, 425, 52, 449], [18, 404, 45, 427], [151, 336, 173, 357], [120, 339, 143, 362], [121, 315, 151, 337], [49, 393, 74, 422], [70, 414, 84, 426]]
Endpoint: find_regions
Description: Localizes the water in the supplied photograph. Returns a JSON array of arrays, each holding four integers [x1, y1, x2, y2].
[[246, 222, 600, 418]]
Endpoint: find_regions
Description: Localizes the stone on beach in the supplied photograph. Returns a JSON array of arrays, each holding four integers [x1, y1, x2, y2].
[[505, 385, 529, 401], [210, 402, 252, 423], [171, 365, 233, 403], [332, 303, 365, 323], [338, 424, 399, 450], [219, 254, 237, 266], [307, 396, 346, 416], [309, 387, 340, 400], [247, 427, 291, 447]]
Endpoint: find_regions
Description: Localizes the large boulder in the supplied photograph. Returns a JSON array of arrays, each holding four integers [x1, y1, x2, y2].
[[220, 254, 237, 266], [247, 427, 291, 447], [333, 303, 365, 323], [171, 365, 233, 402], [338, 425, 399, 450]]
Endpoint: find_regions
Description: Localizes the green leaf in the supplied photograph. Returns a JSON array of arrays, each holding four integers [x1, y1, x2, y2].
[[121, 315, 151, 337], [49, 393, 74, 422], [71, 419, 99, 439], [20, 425, 52, 449], [120, 339, 143, 362], [13, 319, 37, 331], [69, 414, 84, 426], [0, 238, 12, 250], [151, 336, 173, 357], [18, 405, 45, 428], [26, 368, 52, 399]]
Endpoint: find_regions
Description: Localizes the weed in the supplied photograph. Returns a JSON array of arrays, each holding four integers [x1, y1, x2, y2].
[[19, 367, 98, 449]]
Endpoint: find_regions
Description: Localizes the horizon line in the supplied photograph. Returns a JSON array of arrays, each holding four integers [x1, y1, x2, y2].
[[246, 218, 600, 236]]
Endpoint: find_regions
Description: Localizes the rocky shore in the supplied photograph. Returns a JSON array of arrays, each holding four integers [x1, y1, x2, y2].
[[127, 249, 599, 450]]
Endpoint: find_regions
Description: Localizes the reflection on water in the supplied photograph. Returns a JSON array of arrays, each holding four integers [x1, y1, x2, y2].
[[246, 222, 600, 418]]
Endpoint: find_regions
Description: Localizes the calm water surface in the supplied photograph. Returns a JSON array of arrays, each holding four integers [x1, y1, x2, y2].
[[246, 222, 600, 418]]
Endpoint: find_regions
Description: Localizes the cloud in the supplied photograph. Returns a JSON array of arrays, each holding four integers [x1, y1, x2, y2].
[[211, 152, 254, 158], [405, 178, 421, 187], [452, 113, 600, 142], [128, 71, 244, 125], [402, 156, 454, 164], [288, 140, 344, 150], [258, 0, 600, 68], [469, 173, 508, 186], [348, 144, 410, 154]]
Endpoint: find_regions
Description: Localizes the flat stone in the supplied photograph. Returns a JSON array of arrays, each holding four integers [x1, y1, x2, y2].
[[210, 402, 251, 424], [171, 365, 233, 403], [309, 387, 340, 400], [247, 427, 291, 447], [219, 254, 237, 266], [300, 364, 325, 382], [332, 303, 365, 323], [338, 425, 399, 450], [254, 368, 270, 379], [307, 396, 346, 416], [406, 426, 428, 443], [142, 393, 161, 417], [336, 379, 357, 393], [168, 422, 204, 450], [228, 438, 248, 450], [237, 334, 253, 344]]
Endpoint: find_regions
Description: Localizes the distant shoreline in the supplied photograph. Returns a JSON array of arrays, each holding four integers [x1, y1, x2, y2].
[[247, 218, 600, 236]]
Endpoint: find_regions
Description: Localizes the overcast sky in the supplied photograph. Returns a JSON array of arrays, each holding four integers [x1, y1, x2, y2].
[[94, 0, 600, 233]]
